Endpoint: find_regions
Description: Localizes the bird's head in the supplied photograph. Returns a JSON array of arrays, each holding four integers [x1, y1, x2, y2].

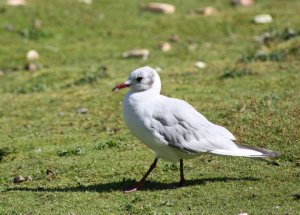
[[112, 66, 161, 93]]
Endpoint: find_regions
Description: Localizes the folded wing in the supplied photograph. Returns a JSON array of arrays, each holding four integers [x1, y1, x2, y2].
[[149, 97, 278, 158]]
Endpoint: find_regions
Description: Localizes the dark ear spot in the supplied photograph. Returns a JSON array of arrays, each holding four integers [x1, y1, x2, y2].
[[136, 77, 143, 82]]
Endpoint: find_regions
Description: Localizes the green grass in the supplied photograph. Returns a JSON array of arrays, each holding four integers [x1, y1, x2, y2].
[[0, 0, 300, 214]]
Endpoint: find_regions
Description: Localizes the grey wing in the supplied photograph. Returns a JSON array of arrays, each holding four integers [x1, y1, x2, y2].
[[149, 98, 237, 154]]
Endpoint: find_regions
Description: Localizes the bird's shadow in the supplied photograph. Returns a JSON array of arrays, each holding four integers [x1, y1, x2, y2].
[[4, 176, 258, 193]]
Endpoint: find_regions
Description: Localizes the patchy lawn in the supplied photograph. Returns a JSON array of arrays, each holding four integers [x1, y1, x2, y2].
[[0, 0, 299, 214]]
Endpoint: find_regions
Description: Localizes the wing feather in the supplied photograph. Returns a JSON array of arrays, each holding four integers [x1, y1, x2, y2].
[[148, 97, 238, 154]]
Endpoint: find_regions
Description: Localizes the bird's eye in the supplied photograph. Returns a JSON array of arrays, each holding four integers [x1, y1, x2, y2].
[[136, 77, 143, 82]]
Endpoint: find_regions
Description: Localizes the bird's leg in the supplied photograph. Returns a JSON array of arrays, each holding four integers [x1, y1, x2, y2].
[[125, 158, 158, 193], [179, 159, 185, 187]]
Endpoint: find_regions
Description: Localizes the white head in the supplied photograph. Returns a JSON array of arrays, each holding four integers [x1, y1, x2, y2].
[[113, 66, 161, 93]]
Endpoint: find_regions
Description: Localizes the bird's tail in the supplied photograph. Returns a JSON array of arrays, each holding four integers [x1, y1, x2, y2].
[[211, 142, 280, 159]]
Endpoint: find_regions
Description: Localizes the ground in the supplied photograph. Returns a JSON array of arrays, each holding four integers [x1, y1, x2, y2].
[[0, 0, 299, 214]]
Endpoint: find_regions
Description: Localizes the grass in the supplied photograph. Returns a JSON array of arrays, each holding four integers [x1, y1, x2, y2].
[[0, 0, 300, 214]]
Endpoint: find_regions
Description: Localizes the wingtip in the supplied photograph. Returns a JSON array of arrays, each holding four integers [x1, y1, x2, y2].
[[235, 142, 280, 158], [269, 150, 280, 158]]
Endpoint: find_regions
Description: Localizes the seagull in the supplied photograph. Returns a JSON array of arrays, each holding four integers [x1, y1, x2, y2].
[[113, 66, 279, 192]]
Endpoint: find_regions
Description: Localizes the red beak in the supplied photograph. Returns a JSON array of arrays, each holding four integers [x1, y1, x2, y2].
[[112, 83, 130, 92]]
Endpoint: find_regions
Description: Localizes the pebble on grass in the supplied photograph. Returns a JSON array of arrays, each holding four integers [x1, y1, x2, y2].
[[155, 67, 162, 72], [195, 7, 217, 16], [188, 43, 198, 51], [231, 0, 253, 7], [46, 169, 55, 179], [195, 61, 206, 69], [159, 42, 172, 52], [33, 19, 43, 29], [58, 112, 65, 116], [78, 0, 92, 4], [77, 107, 88, 114], [143, 3, 175, 14], [6, 0, 26, 6], [13, 175, 25, 183], [5, 24, 14, 32], [26, 50, 39, 61], [122, 49, 149, 60], [253, 14, 273, 24], [25, 62, 38, 71], [169, 35, 179, 43], [26, 176, 33, 181]]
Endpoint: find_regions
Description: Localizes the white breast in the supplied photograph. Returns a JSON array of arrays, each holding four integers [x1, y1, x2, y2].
[[122, 91, 196, 162]]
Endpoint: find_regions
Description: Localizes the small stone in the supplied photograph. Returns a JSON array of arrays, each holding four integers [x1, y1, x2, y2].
[[78, 0, 92, 4], [169, 35, 179, 43], [188, 43, 198, 51], [35, 148, 42, 153], [143, 3, 175, 14], [26, 176, 33, 181], [25, 63, 38, 71], [77, 107, 88, 114], [155, 67, 162, 72], [159, 42, 171, 52], [122, 49, 149, 60], [13, 175, 25, 183], [255, 32, 272, 43], [0, 70, 4, 76], [176, 212, 184, 215], [196, 7, 217, 16], [195, 61, 206, 69], [46, 169, 55, 178], [5, 24, 14, 31], [238, 213, 248, 215], [6, 0, 26, 6], [231, 0, 253, 6], [24, 63, 36, 71], [283, 28, 298, 40], [26, 50, 39, 61], [59, 112, 65, 116], [33, 19, 42, 29], [239, 104, 247, 112], [254, 14, 273, 24]]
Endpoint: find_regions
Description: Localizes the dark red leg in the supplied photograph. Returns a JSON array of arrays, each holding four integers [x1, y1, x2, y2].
[[125, 158, 158, 193], [179, 159, 185, 187]]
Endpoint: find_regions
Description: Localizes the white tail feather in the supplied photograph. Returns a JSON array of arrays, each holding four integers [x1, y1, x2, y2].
[[211, 143, 280, 158]]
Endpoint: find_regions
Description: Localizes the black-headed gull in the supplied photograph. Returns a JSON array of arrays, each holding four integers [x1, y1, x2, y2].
[[113, 66, 279, 192]]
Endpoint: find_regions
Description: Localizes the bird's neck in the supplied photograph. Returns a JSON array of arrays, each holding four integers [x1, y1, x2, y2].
[[126, 88, 160, 103], [151, 71, 161, 93]]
